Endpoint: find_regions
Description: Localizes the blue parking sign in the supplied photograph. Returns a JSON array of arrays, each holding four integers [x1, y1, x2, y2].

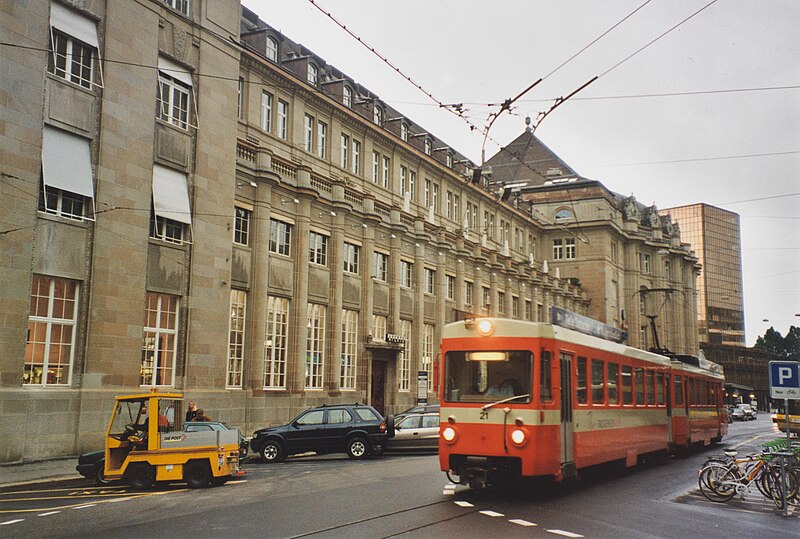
[[769, 361, 800, 399]]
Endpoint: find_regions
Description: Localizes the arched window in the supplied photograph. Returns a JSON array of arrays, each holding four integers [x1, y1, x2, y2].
[[424, 138, 432, 155], [343, 86, 352, 107], [373, 104, 383, 125], [400, 123, 408, 142], [307, 63, 318, 85], [554, 208, 574, 221], [266, 37, 278, 62]]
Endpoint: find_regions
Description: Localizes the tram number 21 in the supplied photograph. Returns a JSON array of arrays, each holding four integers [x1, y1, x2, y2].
[[479, 410, 489, 420]]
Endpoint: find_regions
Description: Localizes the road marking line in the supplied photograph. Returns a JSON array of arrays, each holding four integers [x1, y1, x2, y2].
[[107, 497, 132, 503], [72, 504, 96, 510], [37, 511, 60, 517], [1, 519, 25, 525], [227, 480, 248, 484], [509, 519, 537, 527], [454, 501, 474, 508], [480, 510, 505, 517], [546, 530, 583, 538]]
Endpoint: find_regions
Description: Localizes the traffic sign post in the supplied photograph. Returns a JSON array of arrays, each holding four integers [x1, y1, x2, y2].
[[768, 361, 800, 516]]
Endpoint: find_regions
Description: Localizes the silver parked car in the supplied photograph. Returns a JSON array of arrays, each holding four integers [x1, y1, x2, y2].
[[385, 412, 440, 451]]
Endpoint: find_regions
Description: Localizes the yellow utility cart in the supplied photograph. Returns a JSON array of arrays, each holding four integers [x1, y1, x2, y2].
[[103, 390, 242, 489]]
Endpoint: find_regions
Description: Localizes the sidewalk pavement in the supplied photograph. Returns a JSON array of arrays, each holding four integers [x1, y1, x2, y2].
[[0, 457, 83, 488]]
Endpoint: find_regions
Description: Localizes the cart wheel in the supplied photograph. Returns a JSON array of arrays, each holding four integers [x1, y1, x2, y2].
[[184, 460, 212, 488], [125, 463, 155, 490]]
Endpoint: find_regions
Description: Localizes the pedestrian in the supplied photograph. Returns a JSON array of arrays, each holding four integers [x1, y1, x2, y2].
[[186, 400, 199, 422], [193, 408, 211, 421]]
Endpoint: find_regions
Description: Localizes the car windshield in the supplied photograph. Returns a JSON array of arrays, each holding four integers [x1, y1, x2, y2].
[[444, 350, 532, 403]]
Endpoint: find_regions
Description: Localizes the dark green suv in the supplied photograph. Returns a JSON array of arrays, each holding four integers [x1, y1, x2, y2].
[[250, 404, 394, 462]]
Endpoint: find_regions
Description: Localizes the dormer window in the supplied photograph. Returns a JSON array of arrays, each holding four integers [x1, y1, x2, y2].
[[446, 153, 453, 168], [307, 63, 318, 85], [424, 138, 432, 155], [373, 105, 383, 125], [400, 123, 409, 142], [343, 86, 352, 107], [266, 36, 278, 62]]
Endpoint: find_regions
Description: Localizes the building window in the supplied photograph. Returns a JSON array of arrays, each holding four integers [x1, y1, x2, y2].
[[24, 275, 79, 386], [400, 123, 409, 142], [664, 260, 671, 280], [237, 77, 244, 119], [373, 105, 383, 125], [269, 218, 292, 256], [611, 241, 618, 263], [497, 291, 506, 314], [424, 268, 436, 295], [163, 0, 190, 16], [555, 208, 574, 221], [446, 153, 453, 168], [40, 185, 89, 221], [227, 289, 246, 388], [373, 251, 388, 281], [343, 86, 353, 107], [409, 171, 416, 201], [424, 138, 432, 155], [343, 242, 360, 274], [398, 319, 412, 391], [157, 70, 191, 129], [340, 134, 349, 169], [464, 281, 474, 305], [400, 166, 408, 195], [306, 303, 326, 389], [317, 120, 327, 159], [307, 63, 318, 85], [234, 207, 251, 246], [525, 299, 533, 320], [266, 36, 278, 62], [453, 194, 460, 222], [150, 165, 191, 245], [264, 296, 289, 388], [446, 191, 453, 219], [512, 296, 520, 318], [352, 139, 361, 174], [446, 275, 455, 300], [150, 213, 186, 245], [422, 324, 435, 391], [340, 309, 358, 389], [309, 231, 328, 266], [432, 183, 439, 211], [261, 91, 272, 132], [277, 99, 288, 139], [424, 179, 431, 207], [553, 238, 576, 260], [372, 151, 380, 184], [537, 303, 544, 322], [565, 238, 576, 259], [372, 315, 387, 342], [484, 211, 494, 239], [47, 29, 96, 89], [304, 114, 314, 152], [382, 156, 390, 188], [640, 253, 651, 274], [400, 260, 413, 288], [140, 292, 179, 386], [482, 286, 490, 308]]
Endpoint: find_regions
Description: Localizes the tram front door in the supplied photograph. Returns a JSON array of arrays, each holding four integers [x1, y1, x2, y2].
[[560, 352, 576, 478]]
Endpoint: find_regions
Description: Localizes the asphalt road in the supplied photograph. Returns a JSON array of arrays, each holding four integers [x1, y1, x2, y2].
[[1, 416, 796, 538]]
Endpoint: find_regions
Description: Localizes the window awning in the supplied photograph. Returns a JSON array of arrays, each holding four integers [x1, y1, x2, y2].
[[50, 2, 99, 48], [41, 125, 95, 199], [158, 56, 193, 87], [152, 164, 192, 225]]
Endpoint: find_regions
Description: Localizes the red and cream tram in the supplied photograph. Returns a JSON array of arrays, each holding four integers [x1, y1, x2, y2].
[[438, 318, 727, 487]]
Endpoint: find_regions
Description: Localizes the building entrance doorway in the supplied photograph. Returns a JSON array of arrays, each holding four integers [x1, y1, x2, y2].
[[371, 360, 387, 416]]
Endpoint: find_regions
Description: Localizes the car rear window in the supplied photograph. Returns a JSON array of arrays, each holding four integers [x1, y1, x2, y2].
[[355, 408, 381, 421], [328, 409, 353, 424]]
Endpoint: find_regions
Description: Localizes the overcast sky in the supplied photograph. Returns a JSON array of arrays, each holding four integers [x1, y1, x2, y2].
[[243, 0, 800, 346]]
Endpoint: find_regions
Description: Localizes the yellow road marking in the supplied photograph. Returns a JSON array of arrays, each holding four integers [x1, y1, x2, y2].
[[0, 490, 169, 514]]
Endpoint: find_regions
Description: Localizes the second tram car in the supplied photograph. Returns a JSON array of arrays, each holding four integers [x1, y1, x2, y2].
[[438, 318, 727, 487]]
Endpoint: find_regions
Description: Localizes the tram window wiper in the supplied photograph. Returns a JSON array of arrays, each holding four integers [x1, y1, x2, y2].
[[481, 394, 530, 411]]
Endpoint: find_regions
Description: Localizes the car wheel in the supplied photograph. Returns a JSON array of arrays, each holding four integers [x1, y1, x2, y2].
[[260, 440, 285, 463], [347, 437, 369, 460], [211, 476, 229, 487], [124, 462, 155, 490], [94, 460, 112, 486], [184, 460, 212, 488]]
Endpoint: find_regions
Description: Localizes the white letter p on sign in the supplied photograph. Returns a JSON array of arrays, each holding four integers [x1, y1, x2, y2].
[[779, 367, 793, 384]]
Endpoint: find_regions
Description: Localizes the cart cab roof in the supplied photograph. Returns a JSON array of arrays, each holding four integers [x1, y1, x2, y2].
[[114, 390, 183, 402]]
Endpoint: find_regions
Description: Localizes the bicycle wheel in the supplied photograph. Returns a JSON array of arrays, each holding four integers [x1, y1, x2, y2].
[[763, 465, 799, 508], [699, 463, 737, 502]]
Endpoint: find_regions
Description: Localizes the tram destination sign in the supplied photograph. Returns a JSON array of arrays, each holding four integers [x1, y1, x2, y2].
[[769, 361, 800, 399], [551, 306, 627, 343]]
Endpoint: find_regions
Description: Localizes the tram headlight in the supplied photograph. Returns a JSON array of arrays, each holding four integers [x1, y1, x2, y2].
[[441, 426, 457, 444], [477, 319, 494, 337], [510, 428, 528, 447]]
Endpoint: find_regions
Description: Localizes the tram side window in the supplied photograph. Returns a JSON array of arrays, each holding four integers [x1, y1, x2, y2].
[[710, 383, 716, 407], [634, 367, 644, 406], [607, 362, 619, 404], [540, 349, 553, 402], [646, 370, 655, 405], [688, 378, 695, 407], [674, 375, 683, 405], [622, 365, 633, 405], [576, 357, 587, 405], [591, 359, 604, 404], [656, 372, 665, 406]]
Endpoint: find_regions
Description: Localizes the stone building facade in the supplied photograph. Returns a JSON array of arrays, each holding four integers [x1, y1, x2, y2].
[[0, 1, 588, 463]]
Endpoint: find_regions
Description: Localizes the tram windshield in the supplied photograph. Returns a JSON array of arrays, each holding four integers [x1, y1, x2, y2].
[[443, 350, 532, 403]]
